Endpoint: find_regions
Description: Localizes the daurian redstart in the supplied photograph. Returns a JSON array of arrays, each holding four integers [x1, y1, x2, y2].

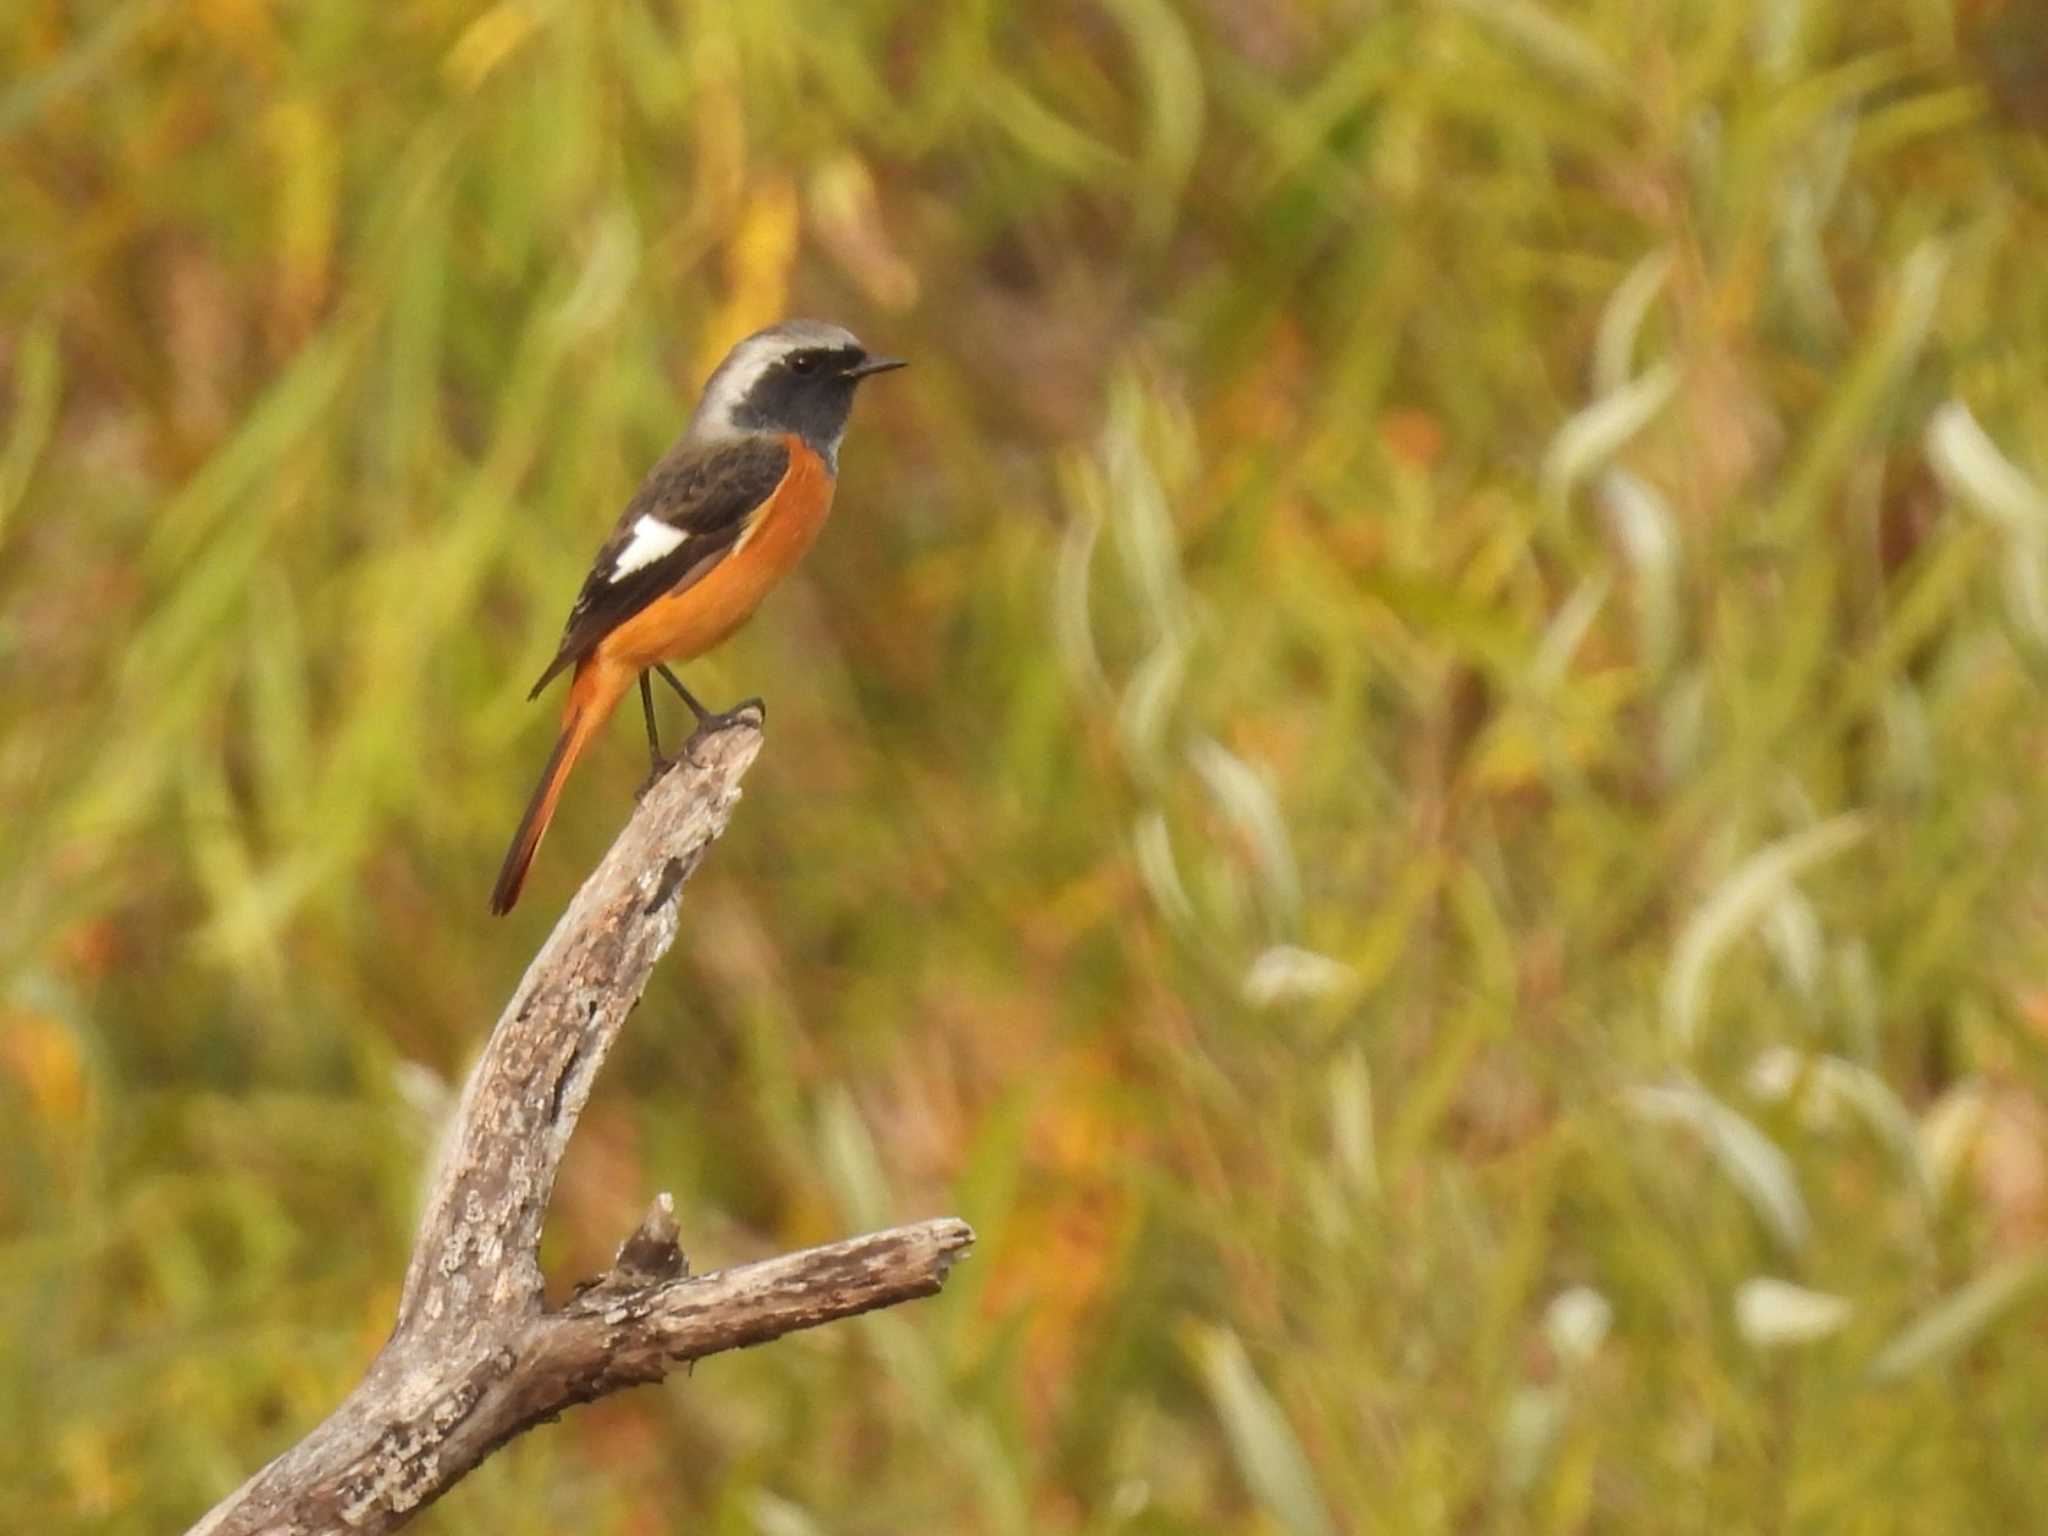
[[490, 319, 903, 914]]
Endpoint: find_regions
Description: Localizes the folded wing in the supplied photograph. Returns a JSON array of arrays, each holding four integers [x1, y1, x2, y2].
[[528, 435, 793, 698]]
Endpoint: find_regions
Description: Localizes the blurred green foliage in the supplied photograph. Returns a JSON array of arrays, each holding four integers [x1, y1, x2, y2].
[[8, 0, 2048, 1529]]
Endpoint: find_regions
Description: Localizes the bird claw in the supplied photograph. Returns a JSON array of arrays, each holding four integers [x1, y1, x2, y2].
[[636, 701, 764, 798], [684, 697, 765, 748]]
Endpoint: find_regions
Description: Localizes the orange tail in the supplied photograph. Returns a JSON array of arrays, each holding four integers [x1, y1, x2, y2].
[[490, 664, 619, 915]]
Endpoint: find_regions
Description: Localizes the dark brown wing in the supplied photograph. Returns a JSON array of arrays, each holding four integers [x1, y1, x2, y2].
[[527, 434, 792, 697]]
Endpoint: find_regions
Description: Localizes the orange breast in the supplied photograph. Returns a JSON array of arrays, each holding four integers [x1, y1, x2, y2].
[[596, 435, 837, 672]]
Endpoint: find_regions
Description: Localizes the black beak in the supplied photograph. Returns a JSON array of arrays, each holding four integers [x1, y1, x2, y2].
[[846, 354, 907, 379]]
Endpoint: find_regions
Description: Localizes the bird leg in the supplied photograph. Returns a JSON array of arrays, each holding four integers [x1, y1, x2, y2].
[[634, 673, 673, 799], [639, 674, 664, 771], [656, 664, 764, 746]]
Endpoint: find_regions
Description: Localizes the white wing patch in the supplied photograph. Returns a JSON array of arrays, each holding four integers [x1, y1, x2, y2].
[[609, 514, 689, 580]]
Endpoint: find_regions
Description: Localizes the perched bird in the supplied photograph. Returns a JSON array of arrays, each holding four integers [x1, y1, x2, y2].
[[490, 319, 904, 914]]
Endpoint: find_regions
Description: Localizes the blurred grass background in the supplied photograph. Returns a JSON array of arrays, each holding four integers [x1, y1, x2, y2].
[[9, 0, 2048, 1529]]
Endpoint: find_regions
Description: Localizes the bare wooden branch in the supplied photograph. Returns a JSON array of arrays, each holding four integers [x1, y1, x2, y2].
[[188, 716, 976, 1536]]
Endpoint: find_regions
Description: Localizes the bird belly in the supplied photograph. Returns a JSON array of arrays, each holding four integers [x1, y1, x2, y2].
[[598, 437, 836, 671]]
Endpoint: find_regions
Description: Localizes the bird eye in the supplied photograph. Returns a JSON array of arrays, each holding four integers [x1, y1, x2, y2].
[[789, 353, 817, 375]]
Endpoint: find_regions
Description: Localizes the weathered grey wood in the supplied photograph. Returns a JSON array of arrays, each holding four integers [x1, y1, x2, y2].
[[188, 716, 976, 1536]]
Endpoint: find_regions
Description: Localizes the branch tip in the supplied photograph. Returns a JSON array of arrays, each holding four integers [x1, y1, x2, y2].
[[613, 1192, 688, 1284]]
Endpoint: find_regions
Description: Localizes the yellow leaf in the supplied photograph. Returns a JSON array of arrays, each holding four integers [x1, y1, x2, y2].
[[700, 176, 801, 374], [1, 1008, 88, 1123], [443, 3, 538, 93], [263, 99, 337, 325]]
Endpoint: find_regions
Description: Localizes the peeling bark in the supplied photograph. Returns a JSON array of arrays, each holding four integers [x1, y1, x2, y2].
[[187, 718, 975, 1536]]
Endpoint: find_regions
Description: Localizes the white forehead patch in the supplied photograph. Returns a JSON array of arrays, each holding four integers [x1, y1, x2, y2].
[[609, 514, 688, 579]]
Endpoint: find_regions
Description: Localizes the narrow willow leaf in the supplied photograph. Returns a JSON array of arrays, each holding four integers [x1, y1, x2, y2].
[[550, 205, 641, 340], [1925, 399, 2048, 540], [1736, 1277, 1853, 1347], [1593, 249, 1673, 396], [1328, 1050, 1378, 1198], [1541, 363, 1679, 511], [1752, 1049, 1936, 1203], [1762, 890, 1824, 1005], [1500, 1385, 1565, 1494], [2001, 551, 2048, 648], [1190, 738, 1301, 933], [1244, 945, 1356, 1008], [0, 322, 60, 541], [1531, 575, 1610, 689], [1924, 396, 2048, 647], [144, 331, 354, 574], [1117, 630, 1189, 783], [1772, 242, 1945, 532], [1664, 816, 1868, 1051], [984, 74, 1128, 179], [1868, 1257, 2048, 1382], [1925, 393, 2048, 651], [1053, 470, 1110, 699], [1101, 0, 1204, 240], [750, 1493, 826, 1536], [816, 1087, 891, 1234], [1448, 0, 1631, 102], [1193, 1328, 1338, 1536], [1630, 1081, 1810, 1251], [1602, 468, 1681, 674], [1919, 1083, 1987, 1201], [1774, 119, 1855, 340], [1132, 810, 1196, 930], [1104, 375, 1191, 640]]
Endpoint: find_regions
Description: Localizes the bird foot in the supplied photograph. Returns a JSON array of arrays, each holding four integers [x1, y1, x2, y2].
[[635, 700, 765, 798], [696, 700, 770, 741], [686, 697, 766, 745]]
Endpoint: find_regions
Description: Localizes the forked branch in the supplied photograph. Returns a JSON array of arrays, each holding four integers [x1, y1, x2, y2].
[[188, 717, 975, 1536]]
